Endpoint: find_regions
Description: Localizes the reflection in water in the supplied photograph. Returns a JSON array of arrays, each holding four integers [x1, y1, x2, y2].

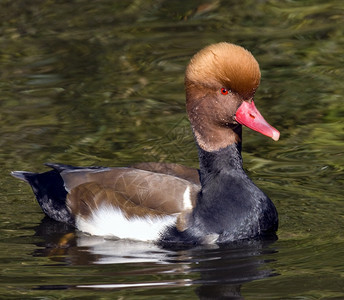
[[33, 218, 278, 298]]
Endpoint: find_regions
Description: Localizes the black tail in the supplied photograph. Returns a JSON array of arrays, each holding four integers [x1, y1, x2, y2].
[[11, 171, 35, 183], [11, 168, 75, 225]]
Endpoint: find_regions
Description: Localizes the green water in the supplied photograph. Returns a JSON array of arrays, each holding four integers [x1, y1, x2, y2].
[[1, 0, 343, 298]]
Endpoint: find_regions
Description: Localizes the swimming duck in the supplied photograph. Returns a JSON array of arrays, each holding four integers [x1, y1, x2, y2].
[[12, 42, 280, 246]]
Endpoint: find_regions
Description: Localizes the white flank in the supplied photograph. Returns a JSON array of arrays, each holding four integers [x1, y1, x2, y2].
[[76, 205, 177, 241], [183, 186, 193, 210]]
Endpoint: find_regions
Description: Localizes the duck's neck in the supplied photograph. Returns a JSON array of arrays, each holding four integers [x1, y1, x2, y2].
[[198, 141, 243, 185], [196, 124, 244, 186]]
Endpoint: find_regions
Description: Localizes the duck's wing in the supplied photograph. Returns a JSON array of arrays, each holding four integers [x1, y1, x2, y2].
[[53, 165, 199, 217], [131, 162, 201, 185], [52, 165, 200, 239]]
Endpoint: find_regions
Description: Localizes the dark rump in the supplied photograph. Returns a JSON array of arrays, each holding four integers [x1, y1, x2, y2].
[[11, 168, 74, 225]]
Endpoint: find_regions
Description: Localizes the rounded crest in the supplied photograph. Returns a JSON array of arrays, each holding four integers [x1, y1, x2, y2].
[[185, 42, 261, 99]]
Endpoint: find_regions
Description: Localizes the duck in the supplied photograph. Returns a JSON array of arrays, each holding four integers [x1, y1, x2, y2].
[[12, 42, 280, 246]]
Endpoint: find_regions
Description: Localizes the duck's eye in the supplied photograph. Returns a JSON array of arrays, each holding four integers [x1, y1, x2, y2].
[[221, 88, 229, 95]]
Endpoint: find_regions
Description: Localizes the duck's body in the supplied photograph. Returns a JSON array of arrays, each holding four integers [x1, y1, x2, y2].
[[12, 42, 280, 246]]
